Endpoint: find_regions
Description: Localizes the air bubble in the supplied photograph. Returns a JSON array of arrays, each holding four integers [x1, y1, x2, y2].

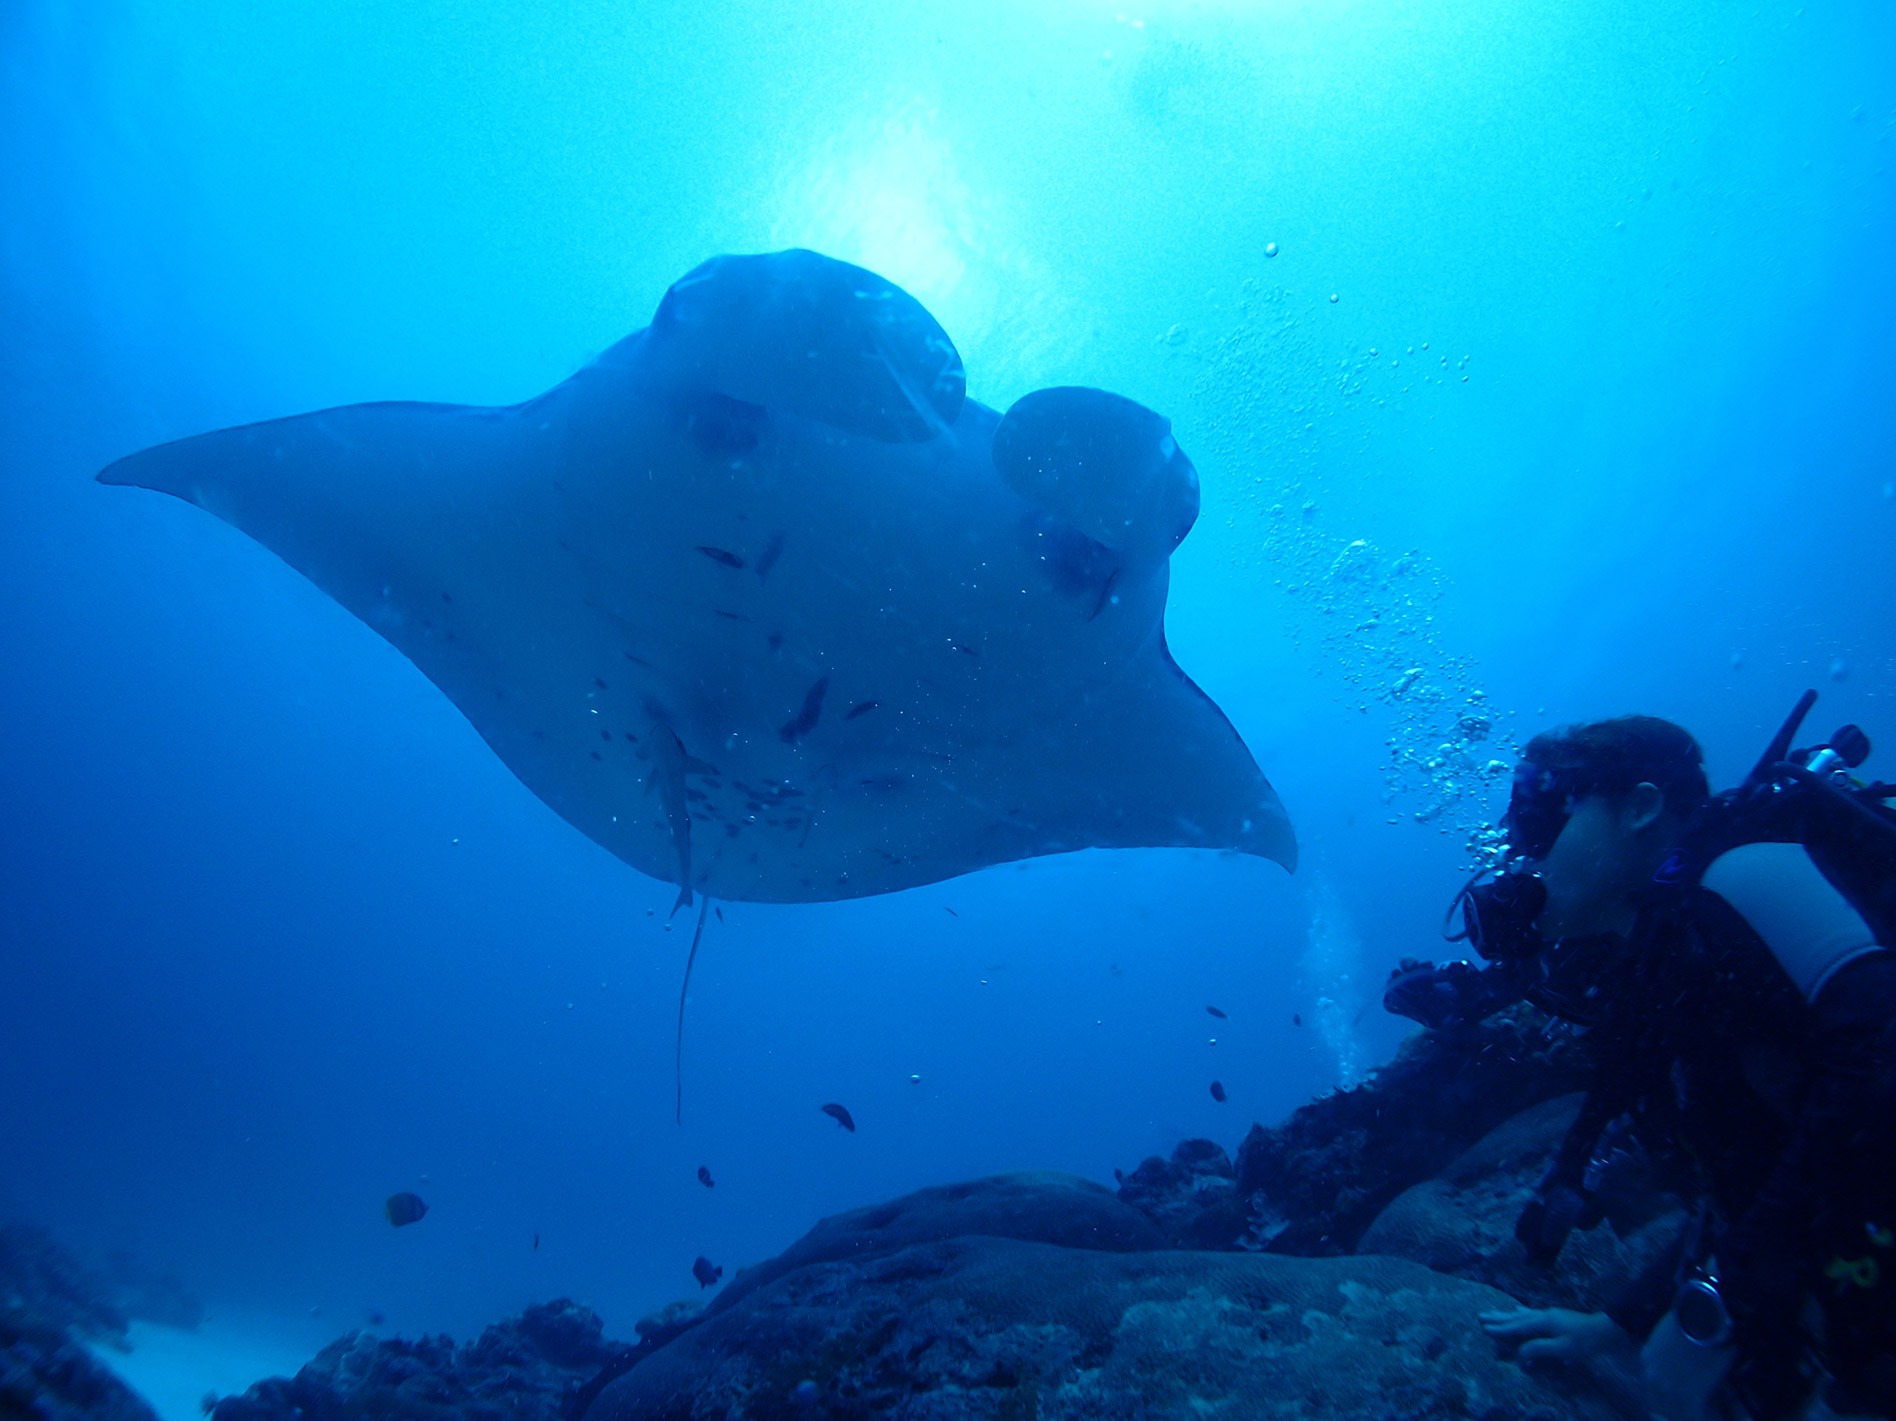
[[1265, 241, 1279, 257]]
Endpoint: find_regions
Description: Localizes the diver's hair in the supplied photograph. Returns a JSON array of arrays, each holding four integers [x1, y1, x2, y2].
[[1522, 715, 1709, 819]]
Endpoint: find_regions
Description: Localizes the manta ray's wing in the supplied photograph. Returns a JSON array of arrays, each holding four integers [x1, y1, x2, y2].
[[100, 250, 1295, 901]]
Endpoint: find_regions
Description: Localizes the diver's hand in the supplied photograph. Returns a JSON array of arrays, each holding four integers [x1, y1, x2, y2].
[[1479, 1307, 1631, 1363], [1383, 958, 1481, 1028]]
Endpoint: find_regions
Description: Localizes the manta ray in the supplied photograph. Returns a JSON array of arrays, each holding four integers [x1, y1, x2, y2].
[[101, 249, 1296, 907]]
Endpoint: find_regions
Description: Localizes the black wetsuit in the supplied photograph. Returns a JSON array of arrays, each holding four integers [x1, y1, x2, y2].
[[1400, 881, 1896, 1415]]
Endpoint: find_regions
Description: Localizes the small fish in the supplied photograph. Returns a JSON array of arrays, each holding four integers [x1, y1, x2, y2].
[[1292, 1012, 1302, 1027], [1209, 1080, 1227, 1103], [1206, 1006, 1227, 1019], [778, 674, 829, 744], [384, 1192, 428, 1227], [697, 1165, 715, 1188], [943, 906, 958, 917], [692, 1256, 723, 1289], [821, 1102, 856, 1132], [714, 906, 724, 922], [695, 545, 744, 568], [532, 1232, 540, 1251]]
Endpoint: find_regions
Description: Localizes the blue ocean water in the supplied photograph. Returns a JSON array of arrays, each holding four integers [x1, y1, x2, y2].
[[1, 0, 1891, 1372]]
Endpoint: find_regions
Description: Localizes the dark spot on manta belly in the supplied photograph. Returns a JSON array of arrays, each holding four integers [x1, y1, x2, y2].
[[600, 729, 611, 741], [844, 701, 879, 720], [696, 546, 745, 569], [590, 751, 602, 761], [779, 676, 829, 743]]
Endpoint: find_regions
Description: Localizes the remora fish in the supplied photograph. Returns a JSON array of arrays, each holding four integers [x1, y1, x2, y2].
[[646, 723, 713, 915]]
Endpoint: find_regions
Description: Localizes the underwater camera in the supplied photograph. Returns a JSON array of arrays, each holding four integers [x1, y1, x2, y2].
[[1445, 863, 1547, 964], [1444, 867, 1622, 1025]]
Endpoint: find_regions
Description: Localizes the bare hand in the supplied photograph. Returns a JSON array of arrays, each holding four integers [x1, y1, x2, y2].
[[1479, 1306, 1630, 1363]]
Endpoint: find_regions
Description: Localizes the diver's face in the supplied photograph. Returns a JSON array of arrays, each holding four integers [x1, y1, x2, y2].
[[1535, 791, 1661, 940]]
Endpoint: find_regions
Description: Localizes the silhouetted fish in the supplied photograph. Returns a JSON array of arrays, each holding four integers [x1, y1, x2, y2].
[[384, 1192, 428, 1227], [692, 1256, 723, 1288], [1292, 1012, 1303, 1027], [1209, 1081, 1227, 1103], [532, 1232, 540, 1251], [821, 1102, 856, 1132], [1206, 1006, 1227, 1019], [697, 1166, 715, 1188]]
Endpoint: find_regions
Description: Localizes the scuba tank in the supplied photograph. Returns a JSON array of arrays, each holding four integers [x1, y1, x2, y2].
[[1656, 691, 1896, 992]]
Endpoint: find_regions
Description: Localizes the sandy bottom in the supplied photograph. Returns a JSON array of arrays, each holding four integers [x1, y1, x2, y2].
[[89, 1318, 313, 1421]]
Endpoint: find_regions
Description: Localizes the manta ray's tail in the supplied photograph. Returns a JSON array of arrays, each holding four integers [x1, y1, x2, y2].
[[675, 896, 713, 1125]]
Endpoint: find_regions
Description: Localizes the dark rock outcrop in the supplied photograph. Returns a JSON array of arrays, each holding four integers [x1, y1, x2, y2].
[[0, 1309, 160, 1421], [1117, 1004, 1593, 1256], [0, 1225, 131, 1345], [210, 1298, 626, 1421], [1359, 1094, 1688, 1312], [704, 1170, 1165, 1321], [1112, 1139, 1239, 1249], [0, 1223, 204, 1344], [590, 1234, 1631, 1421]]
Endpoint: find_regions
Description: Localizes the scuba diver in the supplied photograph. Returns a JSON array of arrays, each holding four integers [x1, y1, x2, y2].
[[1383, 698, 1896, 1419]]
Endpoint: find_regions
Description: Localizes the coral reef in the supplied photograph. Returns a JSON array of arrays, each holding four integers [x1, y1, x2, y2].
[[0, 1224, 131, 1344], [705, 1171, 1165, 1322], [0, 1222, 203, 1420], [154, 1010, 1655, 1420], [0, 1309, 160, 1421], [589, 1233, 1629, 1421], [208, 1299, 627, 1421], [0, 1223, 204, 1343], [1118, 1003, 1592, 1255]]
